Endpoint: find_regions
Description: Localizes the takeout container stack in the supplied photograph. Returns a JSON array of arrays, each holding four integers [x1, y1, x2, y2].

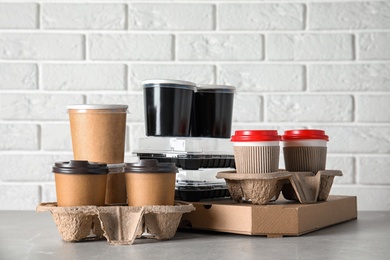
[[138, 79, 237, 202], [216, 129, 342, 205]]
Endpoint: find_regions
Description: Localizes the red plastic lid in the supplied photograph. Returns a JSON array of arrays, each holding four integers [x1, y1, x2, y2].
[[282, 129, 329, 141], [231, 130, 281, 142]]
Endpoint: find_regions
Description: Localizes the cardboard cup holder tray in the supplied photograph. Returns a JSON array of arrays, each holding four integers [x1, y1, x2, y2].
[[216, 170, 342, 205], [36, 202, 195, 245]]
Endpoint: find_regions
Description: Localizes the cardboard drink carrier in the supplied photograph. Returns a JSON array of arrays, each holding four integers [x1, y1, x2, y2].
[[36, 202, 195, 245], [39, 159, 195, 245], [179, 129, 357, 237]]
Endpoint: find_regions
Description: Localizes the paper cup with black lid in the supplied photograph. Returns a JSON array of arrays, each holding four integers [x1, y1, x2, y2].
[[282, 129, 329, 174], [231, 130, 281, 174], [142, 79, 196, 137], [53, 160, 109, 207], [191, 84, 235, 138], [124, 159, 177, 206], [67, 104, 128, 164]]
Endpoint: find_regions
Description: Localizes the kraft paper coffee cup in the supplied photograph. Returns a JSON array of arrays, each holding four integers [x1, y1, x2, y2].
[[67, 105, 128, 164], [53, 160, 109, 207], [282, 129, 329, 174], [191, 84, 236, 138], [143, 79, 195, 137], [105, 164, 127, 205], [231, 130, 281, 174], [124, 159, 177, 206]]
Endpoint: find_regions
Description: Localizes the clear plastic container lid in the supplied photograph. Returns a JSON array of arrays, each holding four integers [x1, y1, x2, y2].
[[134, 137, 234, 155], [176, 168, 230, 183], [67, 104, 128, 113], [142, 79, 196, 90]]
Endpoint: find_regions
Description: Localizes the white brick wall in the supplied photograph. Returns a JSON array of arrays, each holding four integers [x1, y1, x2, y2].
[[0, 0, 389, 211]]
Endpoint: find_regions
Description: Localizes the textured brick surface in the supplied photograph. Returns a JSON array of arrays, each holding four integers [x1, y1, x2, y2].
[[309, 64, 390, 92], [358, 156, 390, 185], [309, 2, 390, 30], [232, 94, 262, 122], [128, 4, 214, 30], [0, 124, 39, 150], [0, 0, 389, 211], [42, 64, 127, 90], [89, 34, 173, 61], [41, 123, 72, 151], [267, 34, 354, 61], [219, 64, 304, 92], [42, 4, 126, 30], [177, 34, 263, 61], [0, 154, 71, 182], [0, 3, 38, 29], [0, 94, 84, 120], [267, 95, 353, 122], [0, 63, 37, 90], [0, 184, 41, 210], [359, 33, 390, 60], [356, 95, 390, 122], [0, 33, 85, 60], [219, 3, 304, 30], [315, 126, 390, 154]]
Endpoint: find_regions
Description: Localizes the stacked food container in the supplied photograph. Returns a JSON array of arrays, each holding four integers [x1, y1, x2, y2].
[[135, 79, 236, 201]]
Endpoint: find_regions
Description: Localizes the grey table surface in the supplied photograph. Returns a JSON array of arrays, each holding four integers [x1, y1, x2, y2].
[[0, 211, 389, 260]]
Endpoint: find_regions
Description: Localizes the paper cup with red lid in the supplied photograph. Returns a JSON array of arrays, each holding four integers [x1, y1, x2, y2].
[[231, 130, 281, 173], [281, 129, 329, 174]]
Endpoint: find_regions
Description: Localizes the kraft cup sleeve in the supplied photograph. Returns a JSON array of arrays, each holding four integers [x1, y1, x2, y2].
[[234, 146, 280, 174]]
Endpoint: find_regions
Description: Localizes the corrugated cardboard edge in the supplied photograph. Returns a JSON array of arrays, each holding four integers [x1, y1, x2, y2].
[[180, 196, 357, 238], [36, 202, 195, 245]]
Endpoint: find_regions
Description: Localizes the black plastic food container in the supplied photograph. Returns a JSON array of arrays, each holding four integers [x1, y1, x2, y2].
[[191, 84, 235, 138], [143, 79, 196, 137]]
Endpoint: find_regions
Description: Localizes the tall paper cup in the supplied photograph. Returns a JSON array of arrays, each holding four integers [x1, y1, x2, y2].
[[282, 129, 329, 174], [53, 160, 108, 207], [68, 105, 128, 164], [231, 130, 281, 173], [124, 159, 177, 206]]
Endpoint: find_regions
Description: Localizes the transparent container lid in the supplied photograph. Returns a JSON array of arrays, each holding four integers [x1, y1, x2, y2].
[[134, 137, 234, 155]]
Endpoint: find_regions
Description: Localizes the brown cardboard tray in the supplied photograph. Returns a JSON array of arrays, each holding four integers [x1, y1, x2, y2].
[[179, 195, 357, 238]]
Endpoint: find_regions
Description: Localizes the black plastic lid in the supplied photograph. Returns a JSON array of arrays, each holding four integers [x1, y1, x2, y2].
[[52, 160, 109, 175], [124, 159, 178, 173]]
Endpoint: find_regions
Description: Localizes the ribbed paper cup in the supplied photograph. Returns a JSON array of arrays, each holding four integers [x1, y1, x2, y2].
[[282, 129, 329, 174], [281, 130, 329, 201], [231, 130, 281, 174]]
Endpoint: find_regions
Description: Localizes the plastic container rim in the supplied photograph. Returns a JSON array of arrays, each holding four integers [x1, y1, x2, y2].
[[67, 104, 128, 112], [142, 79, 196, 90], [196, 84, 236, 93]]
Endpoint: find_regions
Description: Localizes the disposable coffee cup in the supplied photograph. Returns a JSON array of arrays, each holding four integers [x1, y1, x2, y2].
[[105, 164, 127, 205], [67, 105, 128, 164], [53, 160, 109, 207], [231, 130, 281, 174], [124, 159, 177, 206], [282, 129, 329, 174], [142, 79, 196, 137], [191, 84, 235, 138]]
